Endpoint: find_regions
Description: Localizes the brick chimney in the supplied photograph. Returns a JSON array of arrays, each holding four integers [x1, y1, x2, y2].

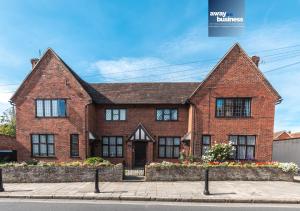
[[30, 58, 39, 69], [251, 56, 260, 67]]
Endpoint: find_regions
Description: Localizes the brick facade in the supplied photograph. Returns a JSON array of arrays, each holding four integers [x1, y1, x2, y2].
[[10, 44, 281, 167]]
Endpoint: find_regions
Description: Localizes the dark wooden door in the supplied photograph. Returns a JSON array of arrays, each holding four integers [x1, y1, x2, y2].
[[134, 142, 147, 167]]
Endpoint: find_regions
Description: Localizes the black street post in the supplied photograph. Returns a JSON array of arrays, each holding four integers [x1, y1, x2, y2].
[[203, 168, 210, 195], [0, 169, 4, 192], [94, 169, 100, 193]]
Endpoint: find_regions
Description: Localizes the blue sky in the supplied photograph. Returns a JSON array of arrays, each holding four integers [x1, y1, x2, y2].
[[0, 0, 300, 132]]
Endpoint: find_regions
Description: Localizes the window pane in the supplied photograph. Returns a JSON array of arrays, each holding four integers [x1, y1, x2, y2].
[[159, 146, 165, 157], [117, 137, 123, 145], [32, 135, 39, 144], [225, 99, 234, 117], [238, 146, 246, 159], [156, 109, 163, 120], [105, 109, 112, 120], [44, 100, 51, 117], [110, 137, 116, 145], [202, 136, 211, 145], [239, 136, 246, 145], [216, 99, 224, 117], [166, 138, 173, 146], [120, 109, 126, 120], [173, 147, 179, 158], [171, 109, 178, 120], [102, 146, 108, 157], [40, 135, 46, 143], [36, 100, 44, 117], [52, 100, 58, 117], [40, 143, 47, 156], [229, 136, 238, 145], [48, 145, 54, 156], [32, 144, 39, 155], [113, 109, 119, 120], [166, 146, 172, 158], [58, 100, 66, 117], [174, 138, 180, 145], [48, 135, 54, 144], [247, 136, 256, 145], [202, 145, 210, 155], [117, 146, 123, 157], [159, 138, 165, 145], [246, 146, 255, 160], [164, 109, 170, 120], [245, 99, 251, 117], [109, 146, 116, 157], [103, 137, 108, 144]]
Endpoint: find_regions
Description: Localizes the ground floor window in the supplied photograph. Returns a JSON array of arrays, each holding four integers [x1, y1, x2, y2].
[[201, 135, 211, 155], [70, 134, 79, 157], [229, 135, 256, 160], [102, 136, 123, 158], [158, 137, 180, 158], [31, 134, 55, 157]]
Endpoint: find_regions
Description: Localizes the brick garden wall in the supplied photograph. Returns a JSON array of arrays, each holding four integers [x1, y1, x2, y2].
[[0, 135, 17, 150], [145, 166, 294, 182], [2, 164, 123, 183]]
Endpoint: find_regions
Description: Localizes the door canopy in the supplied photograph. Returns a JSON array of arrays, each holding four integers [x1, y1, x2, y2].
[[129, 123, 155, 142]]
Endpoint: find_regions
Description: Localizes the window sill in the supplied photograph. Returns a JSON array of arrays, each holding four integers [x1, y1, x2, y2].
[[31, 156, 56, 158], [215, 116, 252, 119], [35, 117, 68, 119], [70, 156, 80, 158]]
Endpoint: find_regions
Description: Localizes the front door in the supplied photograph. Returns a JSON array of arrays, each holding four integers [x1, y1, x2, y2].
[[134, 142, 147, 167]]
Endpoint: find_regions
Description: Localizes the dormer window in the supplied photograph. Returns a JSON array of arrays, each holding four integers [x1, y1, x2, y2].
[[36, 99, 67, 117]]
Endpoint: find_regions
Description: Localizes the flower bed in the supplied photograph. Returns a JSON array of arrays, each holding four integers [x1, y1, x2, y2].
[[0, 158, 123, 183], [145, 161, 298, 181]]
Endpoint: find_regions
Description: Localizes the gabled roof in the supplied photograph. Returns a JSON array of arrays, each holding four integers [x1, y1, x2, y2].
[[274, 131, 300, 141], [129, 123, 155, 142], [10, 48, 98, 103], [90, 82, 199, 104], [189, 43, 282, 103]]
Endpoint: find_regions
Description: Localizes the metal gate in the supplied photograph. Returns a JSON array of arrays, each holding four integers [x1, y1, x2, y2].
[[123, 167, 145, 181]]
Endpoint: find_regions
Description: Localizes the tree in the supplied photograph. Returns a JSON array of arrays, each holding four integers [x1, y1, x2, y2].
[[0, 107, 16, 136]]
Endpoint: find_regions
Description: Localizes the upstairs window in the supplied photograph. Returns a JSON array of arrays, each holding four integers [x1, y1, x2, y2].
[[156, 109, 178, 121], [229, 135, 256, 160], [216, 98, 251, 118], [36, 99, 66, 117], [105, 109, 126, 121]]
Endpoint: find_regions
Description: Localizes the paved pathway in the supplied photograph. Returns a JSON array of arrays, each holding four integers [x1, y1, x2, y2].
[[0, 181, 300, 203]]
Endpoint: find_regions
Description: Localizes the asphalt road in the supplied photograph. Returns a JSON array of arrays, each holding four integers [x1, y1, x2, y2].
[[0, 199, 300, 211]]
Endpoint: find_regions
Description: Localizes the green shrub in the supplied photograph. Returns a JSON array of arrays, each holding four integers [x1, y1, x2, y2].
[[202, 143, 233, 162], [84, 157, 107, 165], [25, 159, 39, 165]]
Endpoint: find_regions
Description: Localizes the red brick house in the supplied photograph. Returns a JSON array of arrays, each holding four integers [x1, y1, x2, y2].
[[10, 43, 281, 168]]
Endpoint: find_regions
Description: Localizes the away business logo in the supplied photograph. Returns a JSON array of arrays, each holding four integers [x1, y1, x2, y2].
[[208, 0, 245, 37]]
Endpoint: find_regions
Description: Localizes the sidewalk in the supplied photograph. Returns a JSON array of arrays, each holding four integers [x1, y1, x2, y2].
[[0, 181, 300, 203]]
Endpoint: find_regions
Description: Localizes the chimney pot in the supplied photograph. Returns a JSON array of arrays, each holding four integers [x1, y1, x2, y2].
[[251, 56, 260, 67], [31, 58, 39, 69]]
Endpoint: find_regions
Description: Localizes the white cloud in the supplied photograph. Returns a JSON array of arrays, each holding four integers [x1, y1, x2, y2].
[[0, 88, 13, 115]]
